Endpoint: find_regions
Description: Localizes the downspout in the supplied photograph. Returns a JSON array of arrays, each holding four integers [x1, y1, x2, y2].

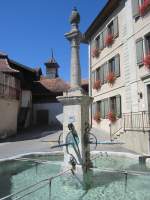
[[88, 40, 93, 128]]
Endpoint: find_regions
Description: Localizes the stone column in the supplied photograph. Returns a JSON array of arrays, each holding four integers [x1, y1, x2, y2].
[[57, 8, 93, 189], [65, 8, 82, 91]]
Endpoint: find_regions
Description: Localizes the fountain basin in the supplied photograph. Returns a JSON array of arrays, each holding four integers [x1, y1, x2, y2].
[[0, 151, 150, 200]]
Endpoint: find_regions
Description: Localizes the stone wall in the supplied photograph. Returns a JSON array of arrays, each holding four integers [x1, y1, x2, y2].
[[121, 130, 150, 154], [33, 102, 63, 127], [0, 98, 19, 138]]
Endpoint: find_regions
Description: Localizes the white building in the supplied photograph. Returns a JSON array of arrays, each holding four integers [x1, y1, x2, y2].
[[83, 0, 150, 154]]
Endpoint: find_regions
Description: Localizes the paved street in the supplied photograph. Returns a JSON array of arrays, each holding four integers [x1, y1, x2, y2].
[[0, 127, 135, 160]]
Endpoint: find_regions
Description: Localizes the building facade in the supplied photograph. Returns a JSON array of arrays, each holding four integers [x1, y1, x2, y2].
[[32, 54, 89, 128], [0, 52, 41, 138], [84, 0, 150, 154], [32, 55, 69, 128]]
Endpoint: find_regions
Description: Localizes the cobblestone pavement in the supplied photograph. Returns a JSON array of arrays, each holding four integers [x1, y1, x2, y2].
[[0, 126, 136, 160]]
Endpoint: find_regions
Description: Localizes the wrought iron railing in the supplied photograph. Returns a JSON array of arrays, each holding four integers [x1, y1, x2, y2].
[[123, 111, 150, 132], [109, 118, 123, 140], [109, 111, 150, 140]]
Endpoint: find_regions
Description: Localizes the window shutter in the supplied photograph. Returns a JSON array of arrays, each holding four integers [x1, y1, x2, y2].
[[104, 99, 109, 118], [99, 32, 104, 50], [103, 62, 109, 83], [132, 0, 139, 17], [113, 17, 119, 38], [92, 102, 96, 116], [136, 39, 144, 65], [91, 71, 95, 87], [116, 95, 121, 117], [115, 54, 120, 77], [100, 100, 105, 118], [91, 39, 98, 51], [97, 101, 101, 112], [103, 28, 108, 47], [96, 68, 100, 80], [100, 66, 104, 84]]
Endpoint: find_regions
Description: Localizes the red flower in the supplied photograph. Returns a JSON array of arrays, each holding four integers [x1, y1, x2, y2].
[[106, 72, 116, 85], [143, 54, 150, 69], [93, 80, 101, 90], [92, 48, 100, 58], [105, 34, 113, 46], [108, 112, 116, 123], [93, 112, 101, 123], [139, 0, 150, 16]]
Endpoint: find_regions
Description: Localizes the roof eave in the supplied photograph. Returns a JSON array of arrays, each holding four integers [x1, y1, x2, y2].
[[83, 0, 120, 42], [9, 59, 36, 73]]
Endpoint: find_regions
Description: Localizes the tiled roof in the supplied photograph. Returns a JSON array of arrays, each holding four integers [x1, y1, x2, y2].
[[81, 79, 88, 85], [0, 52, 19, 73], [36, 77, 69, 93]]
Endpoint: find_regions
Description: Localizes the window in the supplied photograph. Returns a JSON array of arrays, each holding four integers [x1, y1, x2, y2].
[[108, 21, 114, 35], [103, 62, 109, 83], [92, 36, 99, 49], [92, 101, 100, 115], [109, 57, 115, 73], [91, 17, 118, 56], [93, 95, 122, 119], [106, 17, 119, 38], [92, 32, 104, 52], [132, 0, 140, 18], [92, 54, 120, 89], [145, 34, 150, 54], [136, 38, 144, 65], [100, 98, 109, 119], [96, 67, 100, 80], [132, 0, 150, 18], [110, 95, 121, 117], [99, 65, 104, 84], [108, 54, 120, 77], [100, 95, 121, 119], [91, 71, 96, 87], [136, 34, 150, 66], [99, 31, 104, 50]]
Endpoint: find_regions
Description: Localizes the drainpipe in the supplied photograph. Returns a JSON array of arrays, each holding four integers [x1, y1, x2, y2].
[[88, 40, 92, 128]]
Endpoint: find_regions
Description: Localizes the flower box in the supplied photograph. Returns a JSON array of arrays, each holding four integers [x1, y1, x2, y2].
[[108, 112, 116, 123], [92, 48, 100, 58], [105, 34, 113, 46], [139, 0, 150, 16], [106, 72, 116, 85], [143, 54, 150, 69], [93, 112, 101, 123], [93, 80, 101, 90]]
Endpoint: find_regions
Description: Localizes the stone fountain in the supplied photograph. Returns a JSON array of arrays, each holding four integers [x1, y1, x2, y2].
[[57, 8, 93, 188]]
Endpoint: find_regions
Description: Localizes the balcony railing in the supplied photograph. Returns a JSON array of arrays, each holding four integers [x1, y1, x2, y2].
[[109, 111, 150, 140], [123, 111, 150, 132]]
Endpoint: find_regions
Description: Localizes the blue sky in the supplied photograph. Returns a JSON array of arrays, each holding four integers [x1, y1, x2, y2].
[[0, 0, 107, 81]]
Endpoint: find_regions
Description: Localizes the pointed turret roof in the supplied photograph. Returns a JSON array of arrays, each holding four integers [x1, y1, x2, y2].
[[44, 50, 59, 68]]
